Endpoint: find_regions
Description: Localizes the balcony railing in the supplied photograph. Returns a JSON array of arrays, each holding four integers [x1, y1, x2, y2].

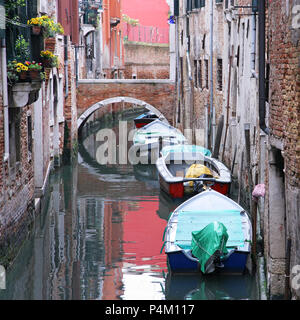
[[124, 24, 169, 44], [5, 0, 42, 63]]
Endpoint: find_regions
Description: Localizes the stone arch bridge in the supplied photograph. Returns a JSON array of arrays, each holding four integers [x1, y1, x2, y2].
[[76, 79, 175, 129]]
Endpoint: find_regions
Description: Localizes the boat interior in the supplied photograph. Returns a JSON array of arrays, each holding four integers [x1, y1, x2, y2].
[[165, 152, 220, 179]]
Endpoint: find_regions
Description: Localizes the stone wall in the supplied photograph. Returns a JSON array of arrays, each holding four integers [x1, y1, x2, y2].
[[124, 42, 170, 79]]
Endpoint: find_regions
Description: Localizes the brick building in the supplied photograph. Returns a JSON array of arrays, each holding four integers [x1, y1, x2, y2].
[[0, 0, 78, 267], [264, 0, 300, 299], [173, 0, 299, 299]]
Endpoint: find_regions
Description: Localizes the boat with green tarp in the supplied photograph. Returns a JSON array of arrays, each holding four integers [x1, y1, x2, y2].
[[162, 189, 252, 274]]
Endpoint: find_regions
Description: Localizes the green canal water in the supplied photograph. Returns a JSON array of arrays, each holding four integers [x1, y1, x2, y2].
[[0, 112, 258, 300]]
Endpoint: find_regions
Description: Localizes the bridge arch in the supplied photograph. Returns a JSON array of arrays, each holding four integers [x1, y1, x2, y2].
[[77, 96, 169, 129]]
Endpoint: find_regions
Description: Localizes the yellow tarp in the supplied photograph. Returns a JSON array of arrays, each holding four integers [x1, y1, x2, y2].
[[185, 164, 213, 187]]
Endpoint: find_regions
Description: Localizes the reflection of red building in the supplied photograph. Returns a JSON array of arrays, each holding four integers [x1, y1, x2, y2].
[[122, 198, 167, 272], [101, 197, 167, 299]]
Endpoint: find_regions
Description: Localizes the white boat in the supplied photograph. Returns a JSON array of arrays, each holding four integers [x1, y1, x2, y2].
[[156, 148, 231, 198], [163, 189, 252, 274], [132, 120, 187, 164]]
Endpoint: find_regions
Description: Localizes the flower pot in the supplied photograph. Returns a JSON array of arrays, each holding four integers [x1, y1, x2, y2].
[[32, 25, 42, 35], [29, 70, 40, 80], [41, 58, 53, 68], [18, 71, 28, 81]]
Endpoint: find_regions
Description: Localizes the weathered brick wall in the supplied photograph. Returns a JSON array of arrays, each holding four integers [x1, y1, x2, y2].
[[76, 81, 175, 123], [0, 105, 35, 267], [268, 1, 300, 188], [63, 38, 78, 161], [124, 42, 170, 79], [267, 0, 300, 300]]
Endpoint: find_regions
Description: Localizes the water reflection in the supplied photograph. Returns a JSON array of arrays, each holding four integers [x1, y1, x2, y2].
[[165, 273, 255, 300], [0, 111, 257, 300]]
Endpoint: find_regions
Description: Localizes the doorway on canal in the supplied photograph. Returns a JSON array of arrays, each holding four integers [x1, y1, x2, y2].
[[0, 108, 258, 300]]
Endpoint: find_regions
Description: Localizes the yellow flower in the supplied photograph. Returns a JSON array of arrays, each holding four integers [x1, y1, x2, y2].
[[16, 67, 21, 72]]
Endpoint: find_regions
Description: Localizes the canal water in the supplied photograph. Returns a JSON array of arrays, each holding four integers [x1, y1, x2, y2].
[[0, 111, 258, 300]]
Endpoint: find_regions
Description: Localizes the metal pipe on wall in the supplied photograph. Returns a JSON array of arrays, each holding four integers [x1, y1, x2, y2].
[[250, 12, 257, 78], [210, 0, 215, 148], [258, 0, 270, 134]]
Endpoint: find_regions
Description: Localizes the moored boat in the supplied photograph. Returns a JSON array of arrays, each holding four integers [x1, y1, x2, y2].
[[156, 147, 231, 198], [134, 111, 159, 128], [163, 189, 252, 274], [132, 120, 187, 164]]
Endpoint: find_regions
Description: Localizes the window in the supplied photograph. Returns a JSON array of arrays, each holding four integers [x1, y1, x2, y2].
[[186, 0, 192, 13], [204, 59, 209, 89], [217, 59, 223, 91], [198, 60, 202, 88], [202, 34, 206, 50], [9, 108, 21, 169], [200, 0, 206, 7], [194, 60, 198, 88]]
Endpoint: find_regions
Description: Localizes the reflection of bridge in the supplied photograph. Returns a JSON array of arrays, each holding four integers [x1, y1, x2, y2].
[[76, 79, 175, 129]]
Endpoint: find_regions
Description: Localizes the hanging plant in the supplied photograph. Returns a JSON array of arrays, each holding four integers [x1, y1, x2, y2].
[[40, 50, 59, 68], [27, 16, 64, 38]]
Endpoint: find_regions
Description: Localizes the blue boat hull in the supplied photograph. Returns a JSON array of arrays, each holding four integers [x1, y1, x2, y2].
[[167, 250, 249, 274]]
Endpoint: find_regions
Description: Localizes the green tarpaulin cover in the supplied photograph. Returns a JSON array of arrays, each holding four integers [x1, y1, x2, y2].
[[174, 210, 245, 273], [191, 222, 228, 273]]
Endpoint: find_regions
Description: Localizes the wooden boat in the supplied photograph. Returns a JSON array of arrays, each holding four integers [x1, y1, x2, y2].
[[134, 111, 159, 128], [163, 189, 252, 274], [132, 120, 187, 164], [156, 147, 231, 198]]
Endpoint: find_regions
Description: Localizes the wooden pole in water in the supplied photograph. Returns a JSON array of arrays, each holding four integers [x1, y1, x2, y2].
[[222, 46, 233, 161], [238, 151, 244, 205], [285, 238, 291, 300], [212, 115, 224, 159], [244, 123, 256, 268]]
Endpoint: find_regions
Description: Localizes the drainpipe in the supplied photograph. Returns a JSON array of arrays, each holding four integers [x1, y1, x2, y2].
[[175, 18, 180, 124], [258, 0, 270, 134], [210, 0, 215, 147], [1, 38, 9, 162], [64, 36, 69, 98], [250, 13, 258, 78], [186, 50, 193, 131]]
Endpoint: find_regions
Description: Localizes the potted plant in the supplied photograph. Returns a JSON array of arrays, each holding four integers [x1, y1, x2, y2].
[[14, 35, 31, 62], [40, 51, 59, 68], [27, 17, 43, 35], [25, 61, 43, 80], [7, 60, 29, 84], [28, 15, 64, 39]]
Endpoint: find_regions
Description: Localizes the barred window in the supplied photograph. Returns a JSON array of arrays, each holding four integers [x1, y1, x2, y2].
[[198, 60, 202, 88], [194, 60, 198, 88], [205, 59, 209, 89], [217, 59, 223, 91]]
